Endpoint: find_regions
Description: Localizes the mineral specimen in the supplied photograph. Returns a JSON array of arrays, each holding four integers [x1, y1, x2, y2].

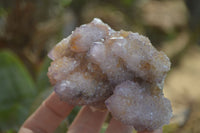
[[47, 18, 172, 131]]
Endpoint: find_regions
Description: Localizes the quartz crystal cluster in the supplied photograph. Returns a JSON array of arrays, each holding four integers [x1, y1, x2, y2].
[[47, 18, 172, 131]]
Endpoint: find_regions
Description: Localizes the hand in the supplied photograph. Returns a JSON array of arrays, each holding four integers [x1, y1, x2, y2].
[[19, 92, 162, 133]]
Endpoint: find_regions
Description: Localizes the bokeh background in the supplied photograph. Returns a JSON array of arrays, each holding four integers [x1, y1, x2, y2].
[[0, 0, 200, 132]]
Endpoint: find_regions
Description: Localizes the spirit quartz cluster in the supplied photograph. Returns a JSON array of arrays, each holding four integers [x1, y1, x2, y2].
[[47, 18, 172, 131]]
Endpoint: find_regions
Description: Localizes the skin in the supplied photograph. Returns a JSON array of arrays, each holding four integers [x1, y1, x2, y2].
[[19, 92, 162, 133]]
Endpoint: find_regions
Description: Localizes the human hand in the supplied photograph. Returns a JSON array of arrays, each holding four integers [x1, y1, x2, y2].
[[19, 92, 162, 133]]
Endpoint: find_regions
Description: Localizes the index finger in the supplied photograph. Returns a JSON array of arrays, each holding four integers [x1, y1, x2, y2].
[[19, 92, 74, 133]]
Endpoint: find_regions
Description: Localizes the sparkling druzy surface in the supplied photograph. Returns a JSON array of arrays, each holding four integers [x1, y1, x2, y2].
[[105, 81, 172, 131], [47, 18, 172, 131]]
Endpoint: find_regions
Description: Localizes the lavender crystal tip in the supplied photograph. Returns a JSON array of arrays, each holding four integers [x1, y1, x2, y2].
[[47, 18, 173, 131]]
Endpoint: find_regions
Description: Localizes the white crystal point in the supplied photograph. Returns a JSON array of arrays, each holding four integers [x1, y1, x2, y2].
[[48, 36, 71, 60], [69, 18, 112, 52]]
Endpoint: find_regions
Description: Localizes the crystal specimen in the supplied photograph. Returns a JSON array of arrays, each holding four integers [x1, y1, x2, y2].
[[47, 18, 172, 131]]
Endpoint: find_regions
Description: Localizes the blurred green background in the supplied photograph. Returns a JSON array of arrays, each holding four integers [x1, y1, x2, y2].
[[0, 0, 200, 132]]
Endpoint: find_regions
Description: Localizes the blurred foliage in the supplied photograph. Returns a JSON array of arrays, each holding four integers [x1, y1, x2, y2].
[[0, 0, 200, 132], [100, 123, 108, 133], [67, 106, 81, 124], [0, 50, 36, 131], [60, 0, 72, 7], [0, 8, 7, 17], [36, 57, 51, 92], [163, 124, 179, 133]]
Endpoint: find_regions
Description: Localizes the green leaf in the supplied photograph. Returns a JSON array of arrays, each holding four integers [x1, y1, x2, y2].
[[0, 50, 36, 131]]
